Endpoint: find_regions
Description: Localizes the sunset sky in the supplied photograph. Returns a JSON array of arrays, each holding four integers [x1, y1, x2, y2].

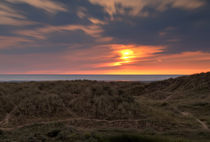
[[0, 0, 209, 74]]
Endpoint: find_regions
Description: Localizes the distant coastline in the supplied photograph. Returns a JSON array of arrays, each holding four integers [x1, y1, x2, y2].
[[0, 74, 184, 82]]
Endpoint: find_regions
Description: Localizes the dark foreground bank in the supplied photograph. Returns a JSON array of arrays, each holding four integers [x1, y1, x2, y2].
[[0, 72, 209, 141]]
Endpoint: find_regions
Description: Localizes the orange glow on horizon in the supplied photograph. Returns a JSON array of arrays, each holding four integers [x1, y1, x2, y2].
[[1, 44, 208, 75], [24, 69, 209, 75], [106, 69, 210, 75]]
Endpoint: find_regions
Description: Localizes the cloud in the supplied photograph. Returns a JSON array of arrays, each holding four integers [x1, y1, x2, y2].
[[0, 22, 113, 54], [171, 0, 205, 9], [101, 1, 210, 53], [106, 44, 165, 66], [15, 24, 102, 38], [77, 7, 88, 19], [14, 23, 112, 43], [63, 44, 166, 69], [155, 51, 210, 63], [0, 36, 32, 49], [0, 2, 36, 25], [89, 0, 205, 17], [6, 0, 67, 14], [89, 17, 106, 25], [106, 51, 210, 74]]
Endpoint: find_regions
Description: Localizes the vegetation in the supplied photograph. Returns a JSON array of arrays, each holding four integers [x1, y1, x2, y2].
[[0, 72, 209, 141], [0, 122, 201, 142]]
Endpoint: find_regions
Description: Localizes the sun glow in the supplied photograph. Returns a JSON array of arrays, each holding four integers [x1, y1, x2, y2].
[[121, 49, 135, 60], [113, 49, 136, 66], [106, 44, 166, 67]]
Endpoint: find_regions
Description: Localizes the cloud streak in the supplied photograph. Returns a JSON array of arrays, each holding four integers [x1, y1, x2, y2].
[[14, 23, 112, 43], [107, 51, 210, 74], [6, 0, 67, 14], [89, 0, 205, 17], [0, 2, 36, 25], [0, 36, 32, 49]]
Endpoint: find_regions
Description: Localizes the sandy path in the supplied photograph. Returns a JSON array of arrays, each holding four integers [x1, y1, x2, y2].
[[181, 111, 209, 130], [0, 106, 17, 127], [0, 118, 147, 131]]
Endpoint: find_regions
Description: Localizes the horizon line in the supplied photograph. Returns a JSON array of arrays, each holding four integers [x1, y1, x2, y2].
[[0, 73, 188, 76]]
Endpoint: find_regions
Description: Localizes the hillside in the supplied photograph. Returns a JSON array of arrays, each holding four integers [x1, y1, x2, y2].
[[0, 72, 209, 142]]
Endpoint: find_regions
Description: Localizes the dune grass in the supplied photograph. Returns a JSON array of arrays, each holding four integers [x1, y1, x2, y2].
[[0, 72, 209, 141]]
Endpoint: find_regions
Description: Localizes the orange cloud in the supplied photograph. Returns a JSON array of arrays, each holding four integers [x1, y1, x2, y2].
[[0, 3, 36, 26], [15, 24, 113, 42], [88, 17, 107, 25], [107, 51, 210, 74], [0, 36, 32, 49], [89, 0, 205, 17], [77, 7, 88, 19], [6, 0, 67, 14], [105, 44, 166, 67]]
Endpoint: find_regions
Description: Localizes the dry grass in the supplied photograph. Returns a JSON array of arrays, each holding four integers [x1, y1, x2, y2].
[[0, 72, 209, 141]]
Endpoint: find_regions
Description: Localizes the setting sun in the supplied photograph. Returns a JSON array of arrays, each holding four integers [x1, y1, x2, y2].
[[121, 49, 135, 60], [111, 49, 136, 66]]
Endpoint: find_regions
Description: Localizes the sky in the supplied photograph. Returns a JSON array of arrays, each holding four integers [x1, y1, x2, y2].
[[0, 0, 209, 74]]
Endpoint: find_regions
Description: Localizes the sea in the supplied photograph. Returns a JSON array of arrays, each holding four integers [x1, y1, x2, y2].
[[0, 75, 183, 82]]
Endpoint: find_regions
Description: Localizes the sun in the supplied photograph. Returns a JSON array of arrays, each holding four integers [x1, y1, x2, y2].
[[120, 49, 135, 60], [112, 49, 136, 66], [110, 46, 137, 67]]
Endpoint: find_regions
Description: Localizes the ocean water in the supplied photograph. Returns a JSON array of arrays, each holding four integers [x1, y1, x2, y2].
[[0, 75, 183, 82]]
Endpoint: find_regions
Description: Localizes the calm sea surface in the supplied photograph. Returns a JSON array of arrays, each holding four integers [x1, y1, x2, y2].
[[0, 75, 183, 82]]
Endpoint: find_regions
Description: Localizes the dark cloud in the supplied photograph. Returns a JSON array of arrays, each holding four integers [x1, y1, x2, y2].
[[1, 0, 210, 54], [5, 0, 108, 26], [47, 30, 94, 43], [0, 29, 96, 54], [101, 1, 210, 53]]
